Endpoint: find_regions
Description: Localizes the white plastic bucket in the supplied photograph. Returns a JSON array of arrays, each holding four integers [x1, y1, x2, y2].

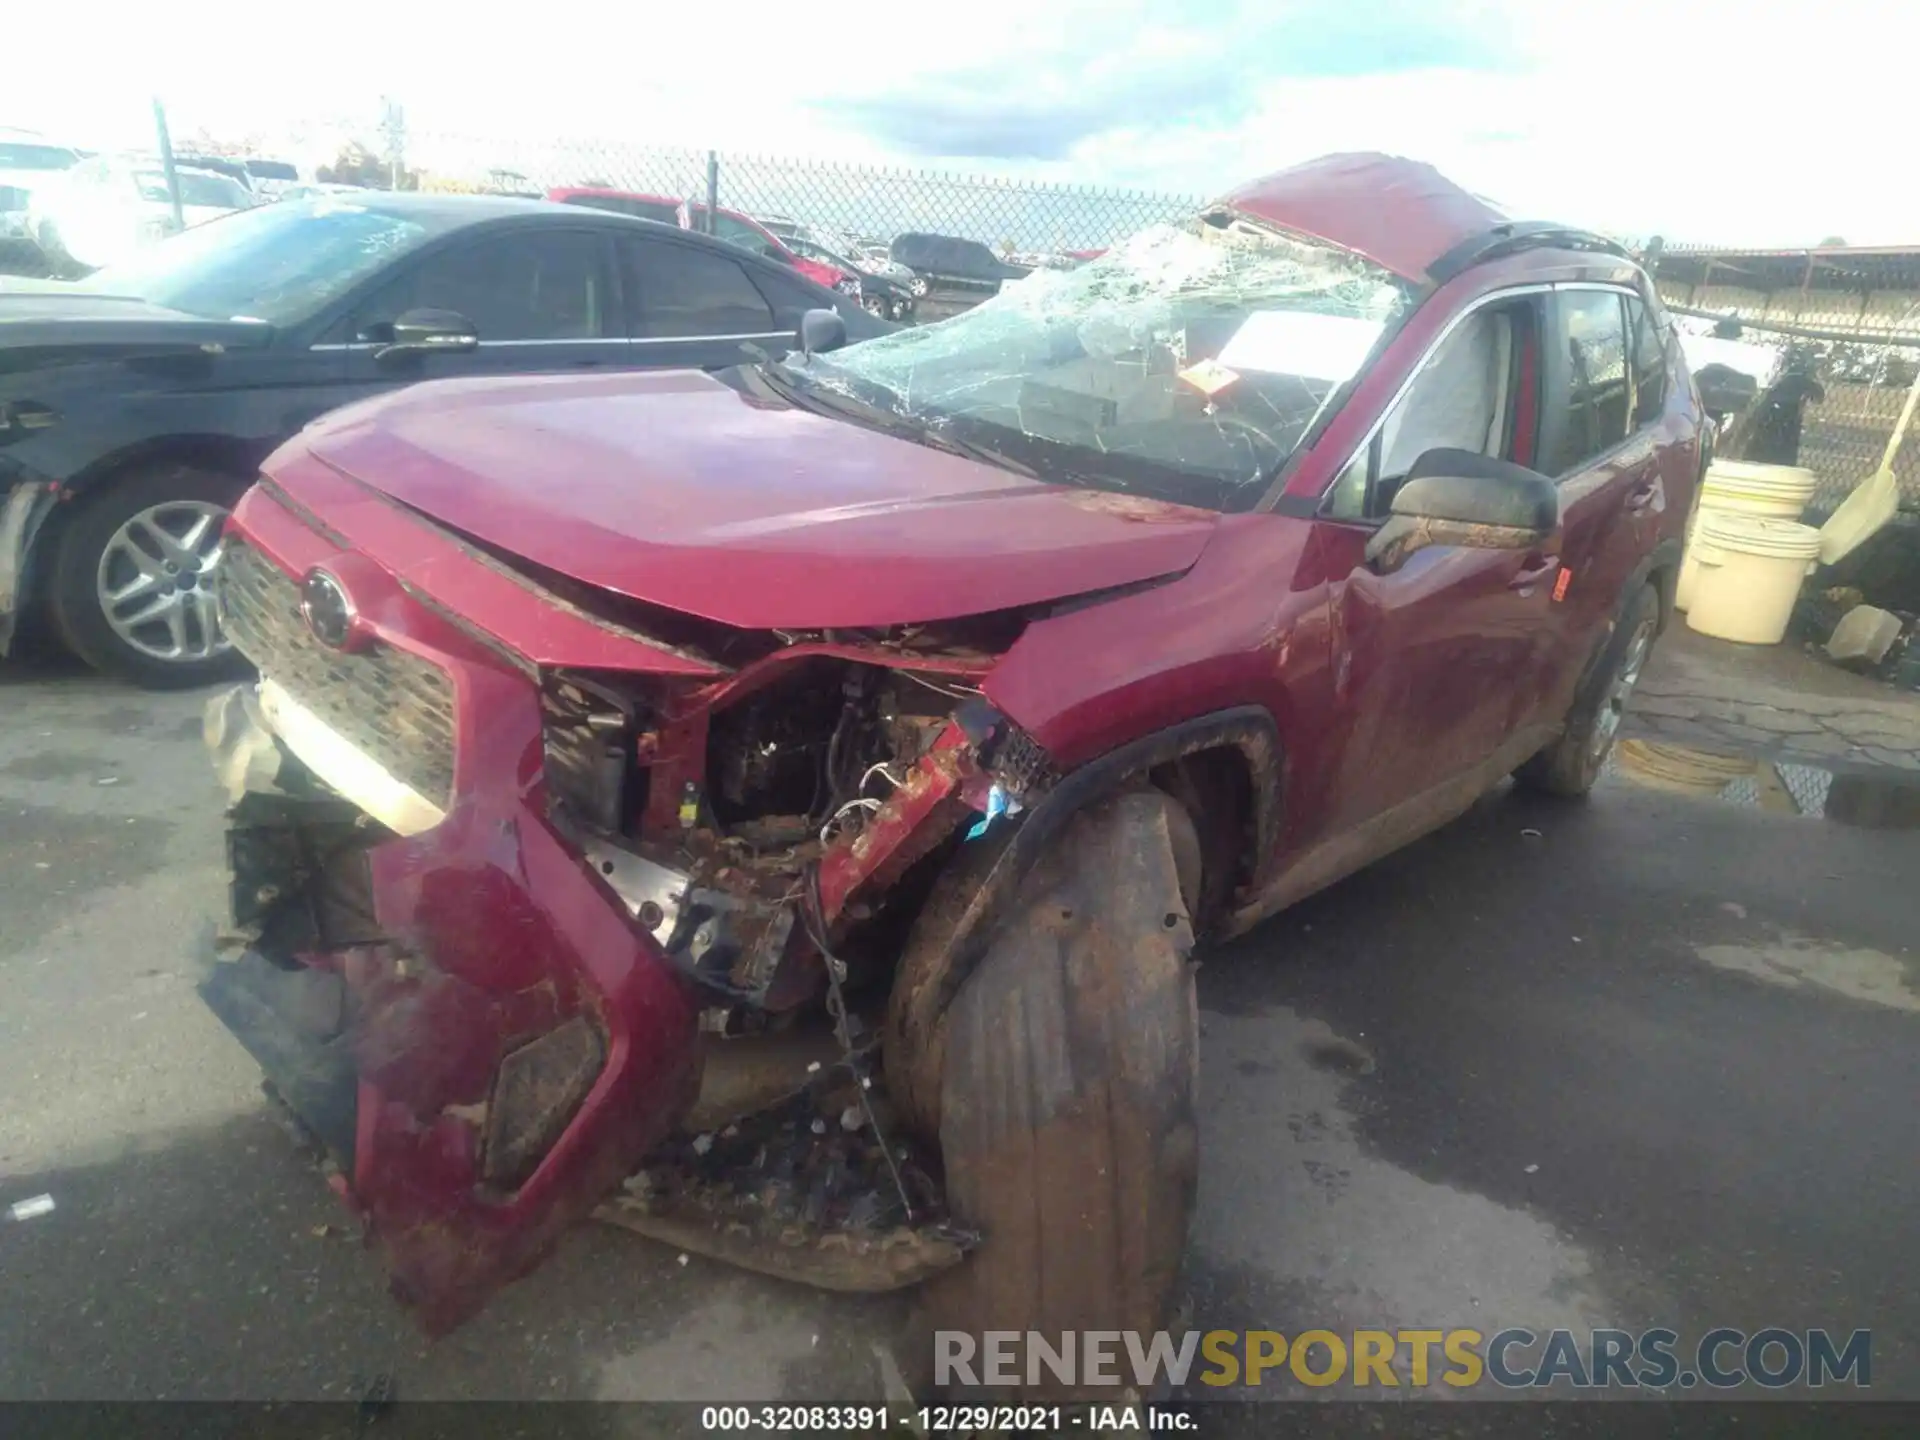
[[1684, 513, 1824, 646], [1699, 459, 1819, 518], [1675, 461, 1821, 611]]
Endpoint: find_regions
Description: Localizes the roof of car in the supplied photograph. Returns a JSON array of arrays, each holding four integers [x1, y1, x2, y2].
[[1219, 152, 1514, 284], [351, 191, 621, 220], [547, 186, 676, 202]]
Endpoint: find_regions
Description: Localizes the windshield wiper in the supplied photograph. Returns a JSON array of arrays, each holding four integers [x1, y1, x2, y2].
[[913, 427, 1037, 478]]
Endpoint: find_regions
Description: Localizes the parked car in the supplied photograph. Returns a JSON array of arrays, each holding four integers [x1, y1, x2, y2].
[[0, 193, 883, 686], [29, 156, 254, 275], [0, 130, 80, 267], [241, 158, 302, 197], [189, 153, 1700, 1355], [546, 188, 865, 302], [889, 230, 1030, 300], [784, 230, 916, 320]]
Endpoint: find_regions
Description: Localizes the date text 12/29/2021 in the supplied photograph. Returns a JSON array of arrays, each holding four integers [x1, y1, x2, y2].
[[700, 1405, 1195, 1432]]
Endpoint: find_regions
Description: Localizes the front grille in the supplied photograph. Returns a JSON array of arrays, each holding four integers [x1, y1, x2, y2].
[[220, 540, 458, 805]]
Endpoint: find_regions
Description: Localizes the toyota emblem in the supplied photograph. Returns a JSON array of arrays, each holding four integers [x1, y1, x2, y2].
[[299, 569, 357, 650]]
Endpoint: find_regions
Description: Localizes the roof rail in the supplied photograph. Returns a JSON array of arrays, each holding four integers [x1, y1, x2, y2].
[[1426, 221, 1634, 287]]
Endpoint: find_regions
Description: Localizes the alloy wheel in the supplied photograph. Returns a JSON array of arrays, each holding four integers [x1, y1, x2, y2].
[[95, 500, 232, 664], [1590, 618, 1655, 762]]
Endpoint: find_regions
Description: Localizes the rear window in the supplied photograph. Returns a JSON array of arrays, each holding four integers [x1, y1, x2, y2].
[[245, 160, 298, 181], [562, 193, 681, 225]]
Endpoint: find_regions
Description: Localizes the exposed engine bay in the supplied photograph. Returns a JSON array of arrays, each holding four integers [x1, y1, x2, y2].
[[538, 647, 1055, 1028]]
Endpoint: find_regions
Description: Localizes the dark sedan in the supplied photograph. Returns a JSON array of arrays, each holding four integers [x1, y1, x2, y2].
[[0, 193, 885, 687]]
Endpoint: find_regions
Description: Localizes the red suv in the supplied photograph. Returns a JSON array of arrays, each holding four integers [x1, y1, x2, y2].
[[546, 186, 861, 297], [204, 153, 1697, 1361]]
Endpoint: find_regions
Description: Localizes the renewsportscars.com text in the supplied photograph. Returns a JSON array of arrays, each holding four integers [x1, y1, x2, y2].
[[934, 1328, 1872, 1392]]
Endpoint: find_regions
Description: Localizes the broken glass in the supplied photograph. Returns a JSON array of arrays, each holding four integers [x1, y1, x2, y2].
[[785, 215, 1413, 510]]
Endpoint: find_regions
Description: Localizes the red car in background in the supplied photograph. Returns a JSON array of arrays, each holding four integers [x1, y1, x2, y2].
[[204, 154, 1701, 1382], [546, 186, 860, 297]]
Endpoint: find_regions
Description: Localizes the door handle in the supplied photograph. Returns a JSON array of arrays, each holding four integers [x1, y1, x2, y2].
[[1509, 554, 1561, 592], [1626, 477, 1661, 512]]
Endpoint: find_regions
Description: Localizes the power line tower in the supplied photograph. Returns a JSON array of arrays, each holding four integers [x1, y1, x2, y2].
[[380, 97, 406, 190]]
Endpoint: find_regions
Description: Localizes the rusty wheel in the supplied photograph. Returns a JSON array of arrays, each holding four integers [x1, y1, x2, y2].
[[905, 790, 1201, 1398]]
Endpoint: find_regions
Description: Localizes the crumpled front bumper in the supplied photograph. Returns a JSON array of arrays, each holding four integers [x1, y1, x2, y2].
[[197, 618, 700, 1331]]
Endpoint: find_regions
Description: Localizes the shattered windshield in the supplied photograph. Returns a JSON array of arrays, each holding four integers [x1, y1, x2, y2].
[[782, 215, 1412, 510]]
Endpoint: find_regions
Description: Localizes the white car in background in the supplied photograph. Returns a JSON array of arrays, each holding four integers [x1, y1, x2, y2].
[[29, 155, 254, 275], [0, 130, 80, 264]]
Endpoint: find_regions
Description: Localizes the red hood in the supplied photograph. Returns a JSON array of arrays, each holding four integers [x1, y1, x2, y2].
[[291, 370, 1219, 631]]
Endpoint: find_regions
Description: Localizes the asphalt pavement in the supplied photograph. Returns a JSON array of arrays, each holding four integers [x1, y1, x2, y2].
[[2, 646, 1917, 1422]]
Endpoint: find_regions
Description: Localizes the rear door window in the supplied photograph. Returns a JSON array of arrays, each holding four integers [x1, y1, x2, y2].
[[1626, 296, 1668, 429], [1544, 291, 1631, 475], [625, 237, 777, 338], [354, 230, 610, 341]]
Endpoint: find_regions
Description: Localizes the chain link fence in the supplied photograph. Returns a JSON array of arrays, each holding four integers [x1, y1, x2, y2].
[[1652, 246, 1920, 519], [401, 130, 1202, 261]]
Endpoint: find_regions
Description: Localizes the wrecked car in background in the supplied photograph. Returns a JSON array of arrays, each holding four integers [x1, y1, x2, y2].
[[197, 152, 1700, 1386]]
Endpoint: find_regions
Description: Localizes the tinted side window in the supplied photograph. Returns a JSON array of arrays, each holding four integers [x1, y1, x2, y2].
[[1627, 296, 1668, 429], [1546, 291, 1630, 474], [626, 239, 776, 338], [748, 268, 827, 331], [355, 231, 608, 341]]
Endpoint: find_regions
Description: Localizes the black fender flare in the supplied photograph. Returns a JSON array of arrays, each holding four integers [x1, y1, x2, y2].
[[886, 705, 1281, 1130], [967, 707, 1281, 999]]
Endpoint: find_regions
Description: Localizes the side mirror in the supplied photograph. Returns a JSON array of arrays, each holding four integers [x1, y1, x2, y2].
[[375, 308, 479, 362], [1363, 448, 1559, 573], [798, 308, 847, 358]]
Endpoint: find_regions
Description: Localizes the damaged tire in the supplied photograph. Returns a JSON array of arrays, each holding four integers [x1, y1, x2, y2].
[[908, 790, 1201, 1397]]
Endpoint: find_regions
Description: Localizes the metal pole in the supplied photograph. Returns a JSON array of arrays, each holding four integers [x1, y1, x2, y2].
[[151, 97, 184, 231], [705, 151, 719, 236]]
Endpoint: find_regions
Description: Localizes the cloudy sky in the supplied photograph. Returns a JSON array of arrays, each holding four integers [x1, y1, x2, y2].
[[11, 0, 1908, 244]]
